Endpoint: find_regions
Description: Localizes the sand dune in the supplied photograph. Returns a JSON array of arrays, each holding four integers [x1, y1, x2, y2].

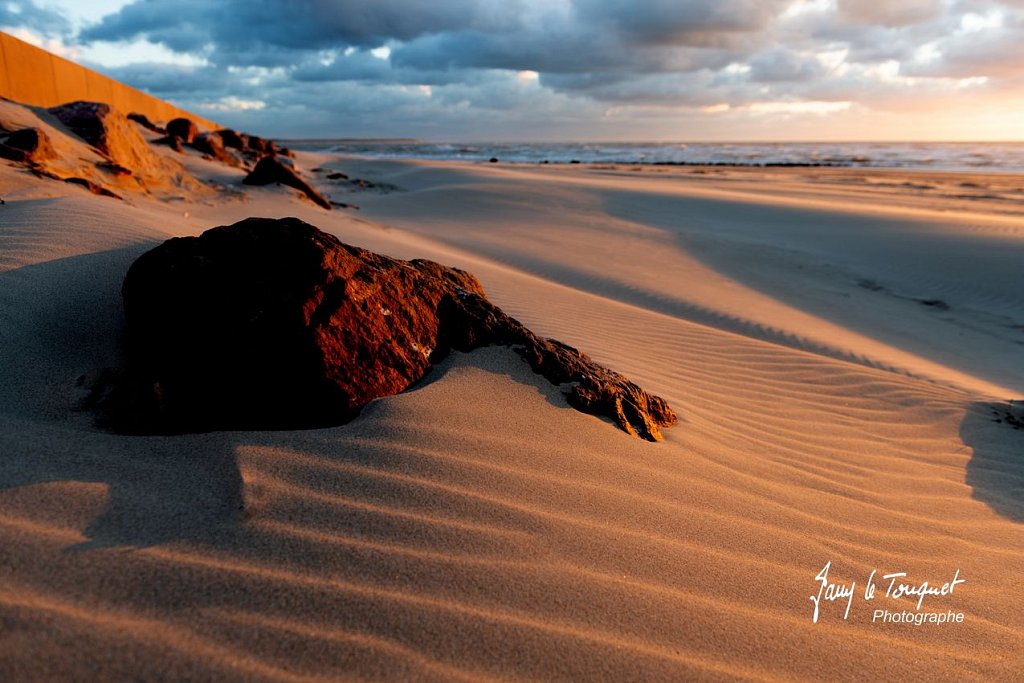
[[1, 126, 1023, 680]]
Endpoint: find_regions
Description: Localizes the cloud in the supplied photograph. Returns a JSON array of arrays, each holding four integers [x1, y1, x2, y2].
[[0, 0, 70, 36], [836, 0, 943, 27], [3, 0, 1019, 139]]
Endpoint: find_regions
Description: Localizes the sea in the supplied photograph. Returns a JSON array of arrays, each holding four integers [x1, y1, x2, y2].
[[292, 140, 1024, 173]]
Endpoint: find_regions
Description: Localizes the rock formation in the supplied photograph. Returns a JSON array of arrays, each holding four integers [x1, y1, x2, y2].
[[127, 112, 165, 134], [166, 117, 198, 143], [191, 131, 242, 167], [242, 156, 332, 210], [49, 101, 156, 175], [115, 217, 677, 440], [0, 127, 55, 164]]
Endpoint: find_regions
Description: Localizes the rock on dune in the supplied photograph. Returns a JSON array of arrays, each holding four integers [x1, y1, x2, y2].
[[115, 217, 677, 440], [191, 131, 243, 167], [166, 117, 198, 143], [49, 101, 156, 174], [242, 156, 332, 210], [0, 127, 55, 164], [127, 112, 165, 134]]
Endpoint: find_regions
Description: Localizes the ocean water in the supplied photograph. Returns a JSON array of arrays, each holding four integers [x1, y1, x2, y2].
[[299, 140, 1024, 172]]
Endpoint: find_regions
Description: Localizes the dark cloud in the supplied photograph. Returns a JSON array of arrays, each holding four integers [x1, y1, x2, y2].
[[572, 0, 792, 46], [81, 0, 525, 56], [0, 1, 70, 35], [3, 0, 1018, 138]]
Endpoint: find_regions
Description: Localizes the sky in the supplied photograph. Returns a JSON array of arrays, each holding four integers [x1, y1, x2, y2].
[[1, 0, 1022, 141]]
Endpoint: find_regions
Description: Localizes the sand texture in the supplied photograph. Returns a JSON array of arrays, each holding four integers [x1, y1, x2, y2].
[[1, 110, 1022, 680]]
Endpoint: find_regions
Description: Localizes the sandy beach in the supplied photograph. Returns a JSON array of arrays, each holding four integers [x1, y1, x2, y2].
[[1, 94, 1022, 681]]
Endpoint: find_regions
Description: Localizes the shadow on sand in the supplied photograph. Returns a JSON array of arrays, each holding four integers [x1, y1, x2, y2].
[[961, 401, 1024, 523]]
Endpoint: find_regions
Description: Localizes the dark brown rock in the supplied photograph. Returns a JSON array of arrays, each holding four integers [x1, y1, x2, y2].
[[154, 135, 185, 153], [216, 128, 248, 150], [115, 217, 677, 440], [246, 135, 269, 154], [166, 117, 198, 144], [128, 112, 165, 134], [191, 132, 242, 167], [242, 156, 332, 210], [63, 176, 122, 199], [0, 127, 55, 164], [48, 101, 156, 174]]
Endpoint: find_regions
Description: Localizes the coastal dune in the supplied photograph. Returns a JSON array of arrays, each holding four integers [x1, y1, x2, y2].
[[1, 106, 1022, 679]]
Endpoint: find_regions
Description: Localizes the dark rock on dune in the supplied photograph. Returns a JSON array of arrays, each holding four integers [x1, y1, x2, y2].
[[242, 156, 331, 210], [191, 132, 242, 167], [62, 176, 122, 199], [246, 135, 270, 155], [127, 112, 165, 134], [277, 146, 295, 158], [489, 157, 499, 163], [166, 117, 198, 144], [153, 135, 184, 153], [326, 172, 348, 180], [216, 128, 249, 150], [48, 101, 157, 174], [115, 217, 677, 440], [0, 127, 55, 164], [97, 160, 132, 176]]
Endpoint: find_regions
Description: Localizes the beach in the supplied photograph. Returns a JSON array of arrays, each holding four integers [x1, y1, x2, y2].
[[2, 128, 1023, 683]]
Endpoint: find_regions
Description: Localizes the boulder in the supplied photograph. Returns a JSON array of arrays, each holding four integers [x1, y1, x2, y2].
[[116, 217, 677, 440], [191, 132, 241, 167], [127, 112, 165, 134], [166, 117, 198, 144], [242, 156, 331, 210], [48, 101, 157, 175], [0, 127, 56, 164], [216, 128, 249, 150], [154, 135, 185, 153]]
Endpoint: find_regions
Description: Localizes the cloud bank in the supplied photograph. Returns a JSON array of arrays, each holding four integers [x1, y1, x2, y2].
[[3, 0, 1022, 139]]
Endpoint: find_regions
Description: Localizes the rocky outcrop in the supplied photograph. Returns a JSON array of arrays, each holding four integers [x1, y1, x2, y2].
[[166, 117, 198, 144], [153, 135, 184, 153], [49, 101, 162, 177], [0, 127, 55, 164], [128, 112, 165, 134], [191, 131, 242, 167], [116, 217, 677, 440], [242, 156, 331, 209]]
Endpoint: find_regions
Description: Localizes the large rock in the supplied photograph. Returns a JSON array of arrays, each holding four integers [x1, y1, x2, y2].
[[0, 127, 55, 164], [166, 117, 198, 143], [117, 217, 677, 440], [242, 156, 331, 209], [48, 101, 160, 176]]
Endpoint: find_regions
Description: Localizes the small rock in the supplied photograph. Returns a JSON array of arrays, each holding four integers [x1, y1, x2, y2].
[[154, 135, 185, 153], [166, 117, 198, 144], [64, 176, 122, 199], [0, 127, 56, 164], [216, 129, 249, 151], [127, 112, 165, 134], [242, 156, 332, 210], [191, 132, 242, 167]]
